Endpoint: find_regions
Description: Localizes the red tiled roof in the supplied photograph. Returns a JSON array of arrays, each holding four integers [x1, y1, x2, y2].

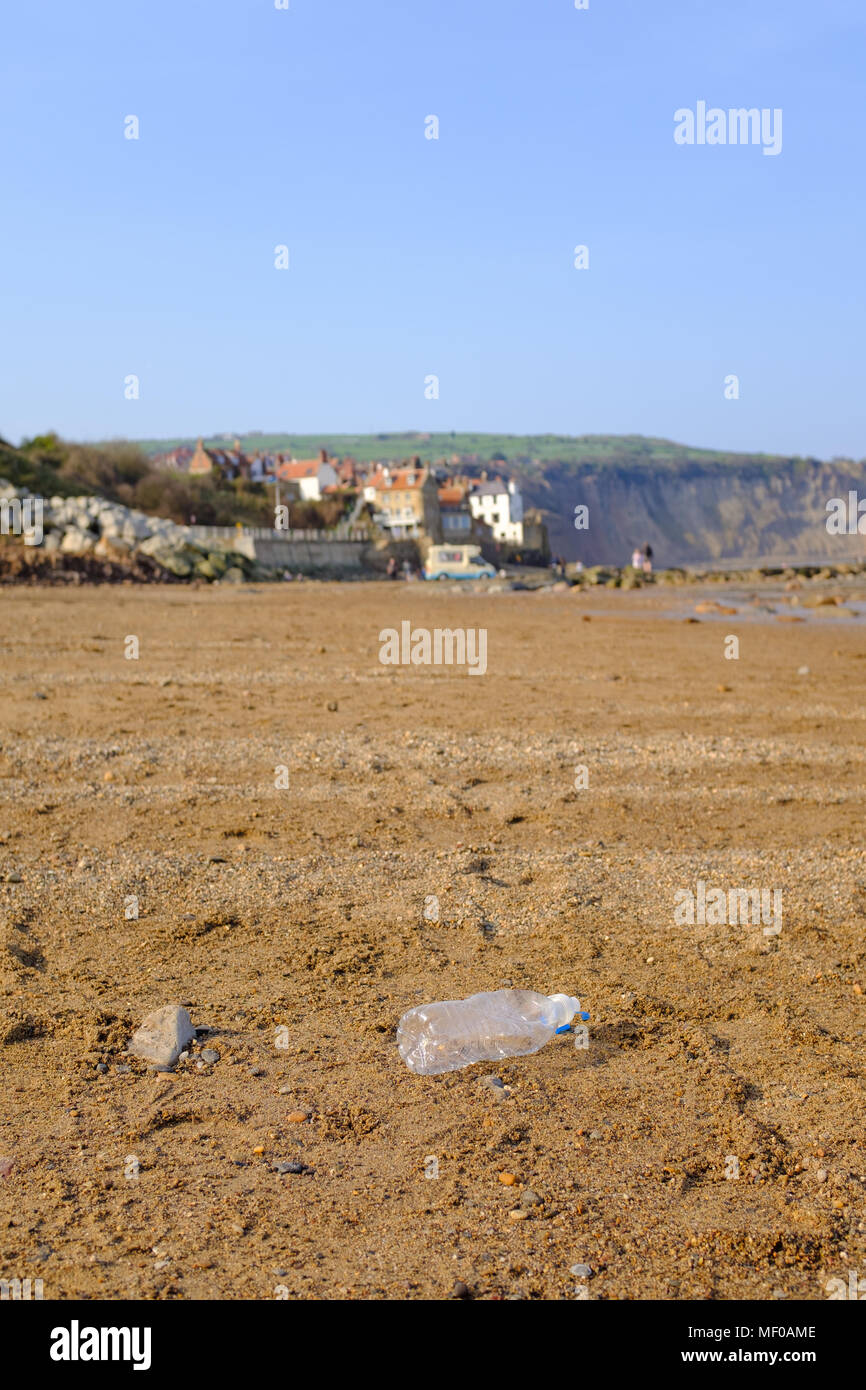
[[368, 467, 427, 491], [437, 486, 466, 506], [277, 459, 322, 479]]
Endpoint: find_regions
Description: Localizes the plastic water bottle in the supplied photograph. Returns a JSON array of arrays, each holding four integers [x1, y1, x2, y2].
[[397, 989, 588, 1076]]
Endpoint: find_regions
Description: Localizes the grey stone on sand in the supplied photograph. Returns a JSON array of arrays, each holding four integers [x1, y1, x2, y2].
[[128, 1005, 195, 1069], [200, 1048, 220, 1065]]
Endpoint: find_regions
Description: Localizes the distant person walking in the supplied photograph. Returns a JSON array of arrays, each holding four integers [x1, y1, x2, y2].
[[642, 544, 653, 574], [631, 546, 643, 570]]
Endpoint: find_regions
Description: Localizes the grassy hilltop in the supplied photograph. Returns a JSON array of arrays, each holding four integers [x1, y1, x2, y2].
[[136, 430, 820, 476]]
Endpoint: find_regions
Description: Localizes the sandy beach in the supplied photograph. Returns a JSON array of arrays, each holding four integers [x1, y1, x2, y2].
[[1, 579, 864, 1300]]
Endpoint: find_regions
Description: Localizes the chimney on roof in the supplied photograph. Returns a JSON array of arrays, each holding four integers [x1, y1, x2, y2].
[[320, 448, 328, 463]]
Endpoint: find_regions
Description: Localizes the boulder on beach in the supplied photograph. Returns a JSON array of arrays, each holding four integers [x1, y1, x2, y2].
[[59, 527, 96, 554]]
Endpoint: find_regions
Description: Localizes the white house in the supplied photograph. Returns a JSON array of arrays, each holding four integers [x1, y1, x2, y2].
[[276, 450, 339, 501], [468, 478, 524, 543]]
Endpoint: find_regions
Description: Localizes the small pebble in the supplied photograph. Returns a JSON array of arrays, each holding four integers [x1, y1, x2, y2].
[[498, 1172, 517, 1186], [253, 1145, 265, 1155], [520, 1188, 542, 1208], [0, 1157, 14, 1180], [200, 1049, 220, 1064], [274, 1161, 306, 1175], [798, 665, 810, 675], [570, 1263, 592, 1278], [278, 1085, 292, 1094], [816, 1169, 828, 1183], [250, 1066, 265, 1077], [96, 1063, 108, 1074], [287, 1111, 309, 1123], [451, 1280, 470, 1299], [508, 1209, 528, 1221], [480, 1075, 505, 1091]]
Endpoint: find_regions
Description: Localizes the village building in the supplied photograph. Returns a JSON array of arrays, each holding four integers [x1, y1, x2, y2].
[[336, 458, 359, 488], [437, 480, 491, 544], [151, 444, 194, 471], [365, 463, 443, 542], [468, 476, 525, 543], [188, 437, 251, 481], [245, 452, 278, 483], [275, 450, 339, 501]]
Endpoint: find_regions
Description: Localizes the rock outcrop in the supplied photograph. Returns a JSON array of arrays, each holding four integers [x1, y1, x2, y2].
[[0, 482, 261, 583]]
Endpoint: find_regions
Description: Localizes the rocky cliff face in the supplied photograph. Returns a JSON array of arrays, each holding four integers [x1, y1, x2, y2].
[[520, 458, 866, 567]]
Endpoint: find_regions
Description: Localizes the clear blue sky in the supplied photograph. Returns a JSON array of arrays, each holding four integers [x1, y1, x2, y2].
[[2, 0, 864, 458]]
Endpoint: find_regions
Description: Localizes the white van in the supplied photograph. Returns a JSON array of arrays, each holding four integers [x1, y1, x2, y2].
[[423, 544, 497, 581]]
